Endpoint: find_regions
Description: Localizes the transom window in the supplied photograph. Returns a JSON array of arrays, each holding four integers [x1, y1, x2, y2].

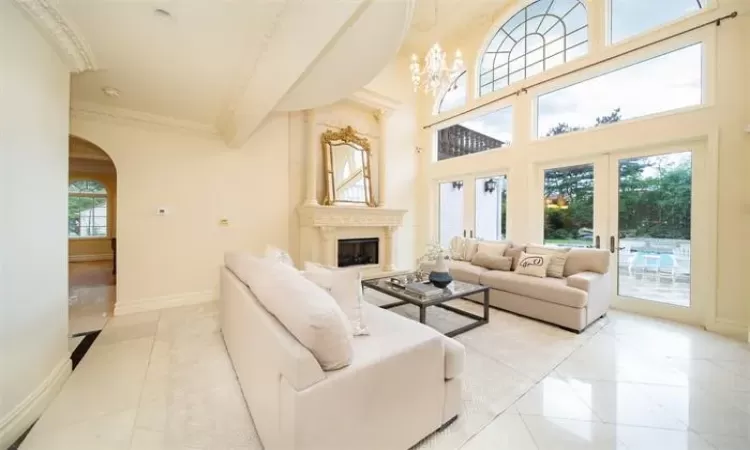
[[479, 0, 588, 96], [436, 71, 467, 114], [69, 180, 108, 238], [610, 0, 705, 44]]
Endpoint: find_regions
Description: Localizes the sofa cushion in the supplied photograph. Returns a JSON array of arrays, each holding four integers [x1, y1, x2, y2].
[[449, 236, 466, 260], [225, 252, 353, 370], [442, 337, 465, 380], [505, 245, 526, 270], [463, 238, 480, 261], [303, 262, 369, 336], [563, 248, 610, 276], [525, 244, 571, 278], [447, 260, 487, 284], [479, 270, 588, 308], [514, 252, 552, 278], [471, 252, 512, 271], [477, 241, 509, 257]]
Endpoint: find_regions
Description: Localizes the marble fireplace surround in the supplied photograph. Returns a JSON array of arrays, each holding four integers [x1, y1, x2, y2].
[[297, 204, 406, 277]]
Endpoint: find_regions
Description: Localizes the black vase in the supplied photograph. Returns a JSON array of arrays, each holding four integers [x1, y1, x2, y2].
[[429, 270, 453, 288]]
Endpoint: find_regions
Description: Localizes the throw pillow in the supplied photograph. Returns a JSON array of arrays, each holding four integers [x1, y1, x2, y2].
[[505, 245, 526, 270], [225, 252, 353, 370], [463, 238, 480, 261], [449, 236, 466, 261], [265, 245, 296, 268], [471, 251, 512, 271], [515, 252, 552, 278], [303, 262, 369, 336], [477, 241, 508, 258], [525, 244, 571, 278]]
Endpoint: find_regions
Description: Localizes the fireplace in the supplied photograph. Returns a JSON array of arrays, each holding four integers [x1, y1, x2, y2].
[[337, 238, 379, 268]]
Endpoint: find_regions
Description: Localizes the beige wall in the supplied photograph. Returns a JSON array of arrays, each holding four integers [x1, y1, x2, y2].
[[0, 2, 71, 446], [70, 113, 291, 312], [413, 0, 750, 337]]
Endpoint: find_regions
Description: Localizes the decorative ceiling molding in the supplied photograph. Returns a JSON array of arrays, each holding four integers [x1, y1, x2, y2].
[[347, 88, 401, 112], [13, 0, 97, 72], [70, 102, 220, 138]]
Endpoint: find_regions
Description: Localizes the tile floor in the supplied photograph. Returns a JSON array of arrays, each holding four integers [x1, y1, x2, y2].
[[20, 296, 750, 450], [68, 261, 116, 337]]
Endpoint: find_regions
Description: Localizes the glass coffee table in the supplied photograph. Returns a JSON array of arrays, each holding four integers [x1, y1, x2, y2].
[[362, 272, 490, 337]]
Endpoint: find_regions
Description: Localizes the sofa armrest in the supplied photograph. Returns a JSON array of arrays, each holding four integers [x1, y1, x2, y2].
[[442, 336, 465, 380], [566, 271, 604, 292], [567, 271, 611, 322]]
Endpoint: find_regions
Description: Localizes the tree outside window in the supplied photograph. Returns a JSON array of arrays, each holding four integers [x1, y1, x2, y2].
[[69, 180, 108, 238]]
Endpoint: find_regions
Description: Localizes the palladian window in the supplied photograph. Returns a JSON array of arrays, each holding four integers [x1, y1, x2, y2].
[[479, 0, 588, 96]]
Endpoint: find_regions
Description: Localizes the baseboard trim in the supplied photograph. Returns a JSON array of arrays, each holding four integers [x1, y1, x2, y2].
[[0, 358, 71, 448], [68, 254, 113, 262], [706, 318, 749, 342], [114, 290, 214, 315]]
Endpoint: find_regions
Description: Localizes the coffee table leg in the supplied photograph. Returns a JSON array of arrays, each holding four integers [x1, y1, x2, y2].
[[483, 290, 490, 321], [419, 305, 426, 323]]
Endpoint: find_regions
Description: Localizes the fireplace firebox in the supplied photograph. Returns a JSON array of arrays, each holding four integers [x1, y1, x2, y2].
[[337, 238, 379, 268]]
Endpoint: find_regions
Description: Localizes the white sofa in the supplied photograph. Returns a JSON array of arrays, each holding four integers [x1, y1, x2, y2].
[[429, 243, 611, 332], [220, 265, 465, 450]]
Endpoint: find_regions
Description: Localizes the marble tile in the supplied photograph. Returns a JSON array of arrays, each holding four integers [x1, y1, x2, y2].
[[521, 416, 620, 450], [700, 433, 750, 450], [613, 426, 714, 450], [129, 429, 165, 450], [460, 412, 538, 450], [513, 376, 599, 422], [95, 311, 160, 346], [20, 408, 136, 450]]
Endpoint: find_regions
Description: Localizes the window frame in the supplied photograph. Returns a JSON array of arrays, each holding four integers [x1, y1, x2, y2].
[[68, 180, 110, 240], [433, 101, 515, 163], [605, 0, 714, 47], [475, 0, 590, 99], [530, 29, 712, 141]]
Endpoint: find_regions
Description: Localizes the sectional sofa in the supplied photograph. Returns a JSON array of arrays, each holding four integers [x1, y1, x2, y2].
[[434, 242, 612, 332]]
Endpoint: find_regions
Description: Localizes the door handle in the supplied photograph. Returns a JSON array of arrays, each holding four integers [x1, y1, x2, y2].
[[595, 235, 600, 249], [470, 230, 474, 238], [463, 229, 467, 237], [609, 236, 616, 254]]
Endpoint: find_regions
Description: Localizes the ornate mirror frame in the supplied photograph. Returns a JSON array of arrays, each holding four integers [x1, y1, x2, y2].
[[321, 126, 376, 207]]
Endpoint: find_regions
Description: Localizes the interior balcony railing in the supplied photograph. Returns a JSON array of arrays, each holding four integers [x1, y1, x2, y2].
[[437, 125, 508, 161]]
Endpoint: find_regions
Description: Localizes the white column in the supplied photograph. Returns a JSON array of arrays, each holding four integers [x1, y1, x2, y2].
[[304, 109, 318, 205], [376, 109, 391, 208], [383, 226, 397, 271]]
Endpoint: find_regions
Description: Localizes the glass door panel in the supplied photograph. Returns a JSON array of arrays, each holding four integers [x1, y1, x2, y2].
[[438, 181, 465, 248], [475, 175, 508, 241], [614, 152, 692, 307], [543, 163, 596, 248]]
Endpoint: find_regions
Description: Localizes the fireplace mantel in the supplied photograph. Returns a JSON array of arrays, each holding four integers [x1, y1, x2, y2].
[[296, 205, 407, 276], [297, 204, 406, 228]]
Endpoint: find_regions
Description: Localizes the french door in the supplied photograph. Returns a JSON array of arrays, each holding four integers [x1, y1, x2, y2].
[[536, 143, 708, 324], [438, 172, 509, 249]]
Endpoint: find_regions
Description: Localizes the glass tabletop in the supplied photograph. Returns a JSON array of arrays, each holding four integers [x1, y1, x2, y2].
[[362, 272, 487, 304]]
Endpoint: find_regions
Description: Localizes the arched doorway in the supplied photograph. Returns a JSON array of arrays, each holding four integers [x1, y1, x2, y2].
[[68, 136, 117, 347]]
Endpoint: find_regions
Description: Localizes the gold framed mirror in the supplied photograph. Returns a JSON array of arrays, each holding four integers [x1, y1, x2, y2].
[[321, 126, 376, 207]]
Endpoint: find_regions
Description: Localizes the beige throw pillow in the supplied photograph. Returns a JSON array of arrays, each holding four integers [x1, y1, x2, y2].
[[477, 241, 508, 258], [303, 262, 369, 336], [515, 252, 552, 278], [449, 236, 466, 261], [471, 252, 512, 271], [525, 244, 571, 278], [505, 246, 526, 270], [225, 252, 353, 370], [463, 238, 480, 261]]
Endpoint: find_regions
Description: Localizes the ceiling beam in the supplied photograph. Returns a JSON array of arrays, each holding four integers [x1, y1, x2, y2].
[[219, 0, 372, 148]]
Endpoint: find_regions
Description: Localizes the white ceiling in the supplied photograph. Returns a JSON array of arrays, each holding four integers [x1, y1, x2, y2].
[[17, 0, 415, 147], [403, 0, 512, 53]]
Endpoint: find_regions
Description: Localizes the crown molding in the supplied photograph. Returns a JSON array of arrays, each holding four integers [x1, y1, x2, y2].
[[70, 102, 220, 138], [13, 0, 96, 73], [348, 88, 401, 112]]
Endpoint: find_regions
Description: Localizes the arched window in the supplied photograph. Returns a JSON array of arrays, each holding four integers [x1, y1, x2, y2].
[[69, 180, 108, 238], [436, 71, 467, 114], [479, 0, 588, 96]]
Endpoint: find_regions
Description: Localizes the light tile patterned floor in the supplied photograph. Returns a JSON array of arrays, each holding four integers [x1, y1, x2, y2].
[[21, 298, 750, 450]]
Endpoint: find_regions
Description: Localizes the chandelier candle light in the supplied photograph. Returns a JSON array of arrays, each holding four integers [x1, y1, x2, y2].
[[410, 43, 464, 96]]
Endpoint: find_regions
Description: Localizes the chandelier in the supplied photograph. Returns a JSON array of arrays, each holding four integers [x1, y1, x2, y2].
[[409, 43, 464, 96]]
